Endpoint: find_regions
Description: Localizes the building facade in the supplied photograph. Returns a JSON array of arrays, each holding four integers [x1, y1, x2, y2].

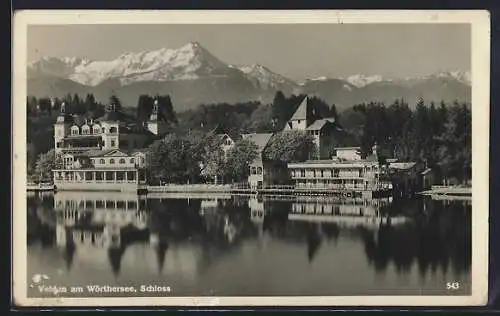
[[283, 96, 341, 159], [52, 99, 164, 191]]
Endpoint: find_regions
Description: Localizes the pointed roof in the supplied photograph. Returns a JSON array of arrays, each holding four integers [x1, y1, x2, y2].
[[241, 133, 274, 152], [290, 96, 308, 121]]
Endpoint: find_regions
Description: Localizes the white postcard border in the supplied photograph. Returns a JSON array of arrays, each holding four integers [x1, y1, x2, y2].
[[12, 10, 490, 307]]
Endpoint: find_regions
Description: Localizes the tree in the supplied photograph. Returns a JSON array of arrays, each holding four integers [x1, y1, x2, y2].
[[436, 103, 471, 184], [109, 95, 123, 110], [145, 133, 202, 184], [199, 134, 227, 183], [156, 94, 178, 125], [33, 149, 62, 182], [244, 104, 274, 133], [263, 130, 316, 163], [137, 95, 154, 123], [225, 139, 259, 182]]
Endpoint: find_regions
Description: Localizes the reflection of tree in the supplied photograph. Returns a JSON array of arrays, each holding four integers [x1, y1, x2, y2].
[[360, 198, 471, 278], [306, 224, 322, 262], [61, 242, 76, 271], [107, 246, 126, 278]]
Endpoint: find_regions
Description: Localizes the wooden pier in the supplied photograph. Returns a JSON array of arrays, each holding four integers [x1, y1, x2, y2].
[[26, 183, 55, 192]]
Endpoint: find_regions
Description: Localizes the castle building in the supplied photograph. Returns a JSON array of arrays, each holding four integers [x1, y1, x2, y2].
[[52, 98, 167, 192], [283, 96, 341, 159]]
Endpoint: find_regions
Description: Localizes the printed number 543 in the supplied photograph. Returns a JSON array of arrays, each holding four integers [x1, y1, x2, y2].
[[446, 282, 460, 290]]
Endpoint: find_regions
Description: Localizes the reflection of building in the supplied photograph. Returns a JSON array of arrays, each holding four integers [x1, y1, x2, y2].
[[288, 198, 408, 230], [52, 100, 163, 191], [248, 197, 265, 224], [54, 192, 149, 249]]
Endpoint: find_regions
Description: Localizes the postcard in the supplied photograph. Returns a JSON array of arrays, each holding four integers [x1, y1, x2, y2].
[[12, 10, 490, 307]]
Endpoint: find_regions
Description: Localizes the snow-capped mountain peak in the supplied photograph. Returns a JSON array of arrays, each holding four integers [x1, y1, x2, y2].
[[229, 63, 296, 90], [29, 42, 230, 86], [344, 74, 384, 88], [432, 70, 471, 85]]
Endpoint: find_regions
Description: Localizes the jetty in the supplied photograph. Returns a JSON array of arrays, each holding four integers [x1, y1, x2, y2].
[[26, 183, 55, 192], [419, 185, 471, 197]]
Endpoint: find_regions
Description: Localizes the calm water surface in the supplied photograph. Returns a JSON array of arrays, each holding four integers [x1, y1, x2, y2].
[[27, 191, 471, 297]]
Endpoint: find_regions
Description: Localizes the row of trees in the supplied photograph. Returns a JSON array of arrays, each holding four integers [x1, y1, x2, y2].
[[27, 90, 472, 184], [27, 93, 106, 117], [342, 98, 471, 183], [145, 129, 317, 184]]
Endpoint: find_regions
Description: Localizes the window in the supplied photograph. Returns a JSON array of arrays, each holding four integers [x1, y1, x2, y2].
[[82, 126, 90, 135], [300, 170, 306, 177], [109, 127, 117, 134], [298, 120, 301, 124], [100, 159, 105, 164], [71, 126, 79, 135], [251, 167, 257, 175], [93, 126, 100, 134], [224, 138, 232, 146], [320, 170, 324, 177], [140, 158, 145, 164], [130, 158, 135, 164], [110, 159, 115, 164], [257, 167, 263, 175], [101, 127, 106, 133], [56, 142, 61, 148], [119, 158, 125, 164], [111, 140, 116, 147]]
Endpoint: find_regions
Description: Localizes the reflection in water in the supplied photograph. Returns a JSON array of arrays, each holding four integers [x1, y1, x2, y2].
[[27, 191, 471, 296]]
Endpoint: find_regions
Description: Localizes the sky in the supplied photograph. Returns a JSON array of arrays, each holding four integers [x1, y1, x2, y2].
[[27, 24, 470, 81]]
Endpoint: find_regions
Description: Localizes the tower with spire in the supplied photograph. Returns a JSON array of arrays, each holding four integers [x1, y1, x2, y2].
[[146, 98, 169, 136], [54, 101, 71, 154]]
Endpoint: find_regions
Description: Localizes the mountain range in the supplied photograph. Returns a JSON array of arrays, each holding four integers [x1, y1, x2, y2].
[[27, 41, 471, 111]]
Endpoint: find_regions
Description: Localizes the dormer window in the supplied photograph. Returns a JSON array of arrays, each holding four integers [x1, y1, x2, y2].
[[82, 125, 90, 135], [71, 126, 79, 135], [93, 125, 101, 134]]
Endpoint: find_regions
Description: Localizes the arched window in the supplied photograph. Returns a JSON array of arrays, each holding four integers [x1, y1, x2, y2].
[[119, 158, 125, 164], [141, 157, 145, 164], [110, 159, 115, 164], [130, 158, 135, 164], [99, 159, 105, 164]]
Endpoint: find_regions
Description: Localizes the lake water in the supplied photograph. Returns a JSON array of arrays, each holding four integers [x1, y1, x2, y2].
[[26, 191, 471, 297]]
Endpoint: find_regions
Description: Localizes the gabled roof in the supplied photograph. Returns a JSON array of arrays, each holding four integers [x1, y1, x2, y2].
[[306, 119, 336, 131], [290, 96, 308, 121], [241, 133, 274, 152], [102, 149, 130, 157]]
